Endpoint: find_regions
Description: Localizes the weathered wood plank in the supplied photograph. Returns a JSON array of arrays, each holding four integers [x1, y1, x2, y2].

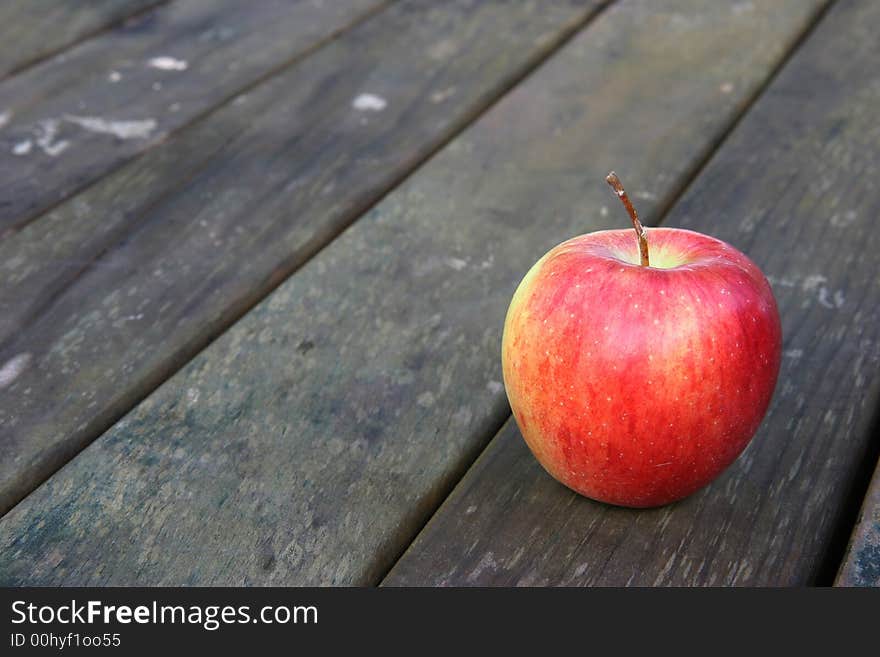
[[0, 1, 165, 79], [0, 0, 387, 237], [0, 0, 608, 516], [0, 0, 830, 585], [836, 460, 880, 586], [385, 0, 880, 586]]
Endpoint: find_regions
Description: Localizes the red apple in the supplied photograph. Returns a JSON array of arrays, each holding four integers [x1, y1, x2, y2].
[[501, 173, 781, 507]]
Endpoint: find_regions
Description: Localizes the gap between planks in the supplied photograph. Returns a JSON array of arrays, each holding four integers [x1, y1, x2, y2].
[[0, 0, 397, 241], [0, 1, 170, 83]]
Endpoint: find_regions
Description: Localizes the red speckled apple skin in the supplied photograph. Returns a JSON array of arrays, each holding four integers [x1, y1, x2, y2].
[[502, 227, 782, 508]]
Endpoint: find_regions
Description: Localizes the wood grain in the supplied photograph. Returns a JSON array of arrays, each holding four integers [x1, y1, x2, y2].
[[836, 461, 880, 586], [385, 0, 880, 586], [0, 0, 608, 516], [0, 0, 386, 237], [0, 1, 165, 79], [0, 0, 830, 585]]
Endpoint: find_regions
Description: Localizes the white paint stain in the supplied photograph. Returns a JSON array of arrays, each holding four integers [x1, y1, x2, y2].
[[65, 115, 157, 140], [0, 353, 32, 389], [352, 93, 387, 112], [148, 56, 188, 71], [12, 140, 31, 155], [720, 81, 734, 94], [818, 287, 845, 309], [108, 70, 122, 83], [784, 349, 804, 359], [767, 275, 796, 288], [417, 391, 436, 408], [35, 119, 69, 157], [829, 210, 857, 227], [446, 257, 467, 271], [0, 110, 10, 129], [802, 273, 844, 309], [486, 380, 504, 394], [801, 274, 827, 293]]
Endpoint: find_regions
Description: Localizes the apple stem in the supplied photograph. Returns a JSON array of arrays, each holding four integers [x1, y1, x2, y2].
[[605, 172, 649, 267]]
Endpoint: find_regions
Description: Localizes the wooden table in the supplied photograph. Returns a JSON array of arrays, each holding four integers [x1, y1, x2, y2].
[[0, 0, 877, 586]]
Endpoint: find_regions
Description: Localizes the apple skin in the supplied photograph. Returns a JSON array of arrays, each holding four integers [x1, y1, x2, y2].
[[502, 227, 781, 508]]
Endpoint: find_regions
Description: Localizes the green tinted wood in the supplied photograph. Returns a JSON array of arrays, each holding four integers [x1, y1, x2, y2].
[[0, 0, 829, 585], [837, 465, 880, 586], [386, 0, 880, 586], [0, 0, 386, 236], [0, 0, 164, 78], [0, 0, 607, 515]]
